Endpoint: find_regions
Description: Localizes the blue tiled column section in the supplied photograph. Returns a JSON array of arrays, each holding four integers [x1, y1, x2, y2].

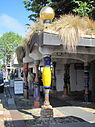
[[52, 61, 56, 90]]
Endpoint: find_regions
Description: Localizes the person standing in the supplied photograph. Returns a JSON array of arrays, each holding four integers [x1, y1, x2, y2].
[[28, 68, 34, 96]]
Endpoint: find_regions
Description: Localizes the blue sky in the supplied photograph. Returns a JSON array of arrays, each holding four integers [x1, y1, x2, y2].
[[0, 0, 32, 37]]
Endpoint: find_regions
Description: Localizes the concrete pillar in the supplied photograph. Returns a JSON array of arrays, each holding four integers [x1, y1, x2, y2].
[[23, 63, 29, 99]]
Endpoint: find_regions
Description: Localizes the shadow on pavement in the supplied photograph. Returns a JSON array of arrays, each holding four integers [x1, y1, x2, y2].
[[4, 115, 95, 127]]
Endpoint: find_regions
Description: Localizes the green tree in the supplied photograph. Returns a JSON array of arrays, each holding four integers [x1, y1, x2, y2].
[[72, 0, 95, 17], [23, 0, 95, 21], [23, 0, 75, 21], [0, 32, 23, 64]]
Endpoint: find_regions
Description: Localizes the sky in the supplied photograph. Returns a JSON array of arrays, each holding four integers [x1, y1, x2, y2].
[[0, 0, 32, 37]]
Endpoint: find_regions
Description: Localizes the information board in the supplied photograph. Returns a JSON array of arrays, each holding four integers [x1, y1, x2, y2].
[[14, 80, 23, 94]]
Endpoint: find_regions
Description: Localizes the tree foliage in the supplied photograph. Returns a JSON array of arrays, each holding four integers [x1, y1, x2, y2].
[[23, 0, 95, 21], [23, 0, 75, 21], [73, 0, 95, 17], [0, 32, 23, 63]]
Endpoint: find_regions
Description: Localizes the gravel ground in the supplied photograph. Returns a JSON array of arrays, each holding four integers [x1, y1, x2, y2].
[[14, 95, 34, 109], [24, 116, 84, 127], [14, 94, 85, 127], [3, 86, 95, 127]]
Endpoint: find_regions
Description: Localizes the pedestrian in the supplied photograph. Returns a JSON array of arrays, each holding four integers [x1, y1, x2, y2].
[[0, 71, 4, 93], [10, 70, 14, 80], [28, 68, 34, 96], [7, 74, 10, 84], [38, 70, 44, 99]]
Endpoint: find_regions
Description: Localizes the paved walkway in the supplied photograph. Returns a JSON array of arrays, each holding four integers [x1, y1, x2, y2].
[[0, 94, 4, 127], [0, 86, 95, 127], [57, 106, 95, 123]]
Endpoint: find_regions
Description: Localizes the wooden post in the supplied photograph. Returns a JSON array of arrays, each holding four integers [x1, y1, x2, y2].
[[23, 63, 29, 99]]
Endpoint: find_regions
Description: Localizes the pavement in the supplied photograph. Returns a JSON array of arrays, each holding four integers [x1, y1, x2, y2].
[[0, 84, 95, 127]]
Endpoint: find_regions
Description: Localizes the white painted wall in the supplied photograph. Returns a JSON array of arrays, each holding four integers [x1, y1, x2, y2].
[[55, 60, 64, 91], [70, 64, 84, 91], [54, 60, 92, 92]]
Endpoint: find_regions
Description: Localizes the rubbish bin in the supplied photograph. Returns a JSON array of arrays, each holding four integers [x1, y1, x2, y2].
[[0, 83, 4, 93]]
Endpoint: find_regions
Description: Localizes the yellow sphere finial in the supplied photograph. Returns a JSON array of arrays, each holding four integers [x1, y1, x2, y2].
[[40, 6, 55, 22]]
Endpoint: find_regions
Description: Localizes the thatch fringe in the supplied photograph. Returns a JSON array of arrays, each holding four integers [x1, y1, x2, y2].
[[58, 25, 79, 51], [24, 14, 95, 52], [16, 46, 25, 63]]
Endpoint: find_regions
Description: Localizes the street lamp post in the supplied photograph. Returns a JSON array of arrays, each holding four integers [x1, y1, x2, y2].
[[40, 6, 55, 120], [40, 6, 55, 107], [40, 6, 55, 23]]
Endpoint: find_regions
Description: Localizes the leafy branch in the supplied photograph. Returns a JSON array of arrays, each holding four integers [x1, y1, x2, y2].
[[73, 0, 94, 16]]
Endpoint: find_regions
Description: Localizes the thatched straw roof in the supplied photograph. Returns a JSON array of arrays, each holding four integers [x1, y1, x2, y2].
[[16, 46, 25, 64], [24, 15, 95, 51]]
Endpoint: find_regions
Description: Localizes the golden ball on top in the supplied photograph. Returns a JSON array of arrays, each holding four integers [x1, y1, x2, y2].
[[40, 6, 55, 21]]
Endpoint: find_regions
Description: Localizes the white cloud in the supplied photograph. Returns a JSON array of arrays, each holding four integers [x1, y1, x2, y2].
[[0, 14, 26, 36]]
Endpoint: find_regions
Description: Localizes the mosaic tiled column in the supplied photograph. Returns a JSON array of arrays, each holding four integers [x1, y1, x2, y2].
[[42, 57, 51, 106], [84, 62, 90, 102], [39, 6, 55, 121], [52, 61, 56, 90], [64, 64, 70, 95], [34, 60, 40, 108], [23, 63, 29, 99]]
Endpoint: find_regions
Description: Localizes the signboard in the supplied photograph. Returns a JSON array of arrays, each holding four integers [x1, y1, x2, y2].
[[14, 80, 23, 94]]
